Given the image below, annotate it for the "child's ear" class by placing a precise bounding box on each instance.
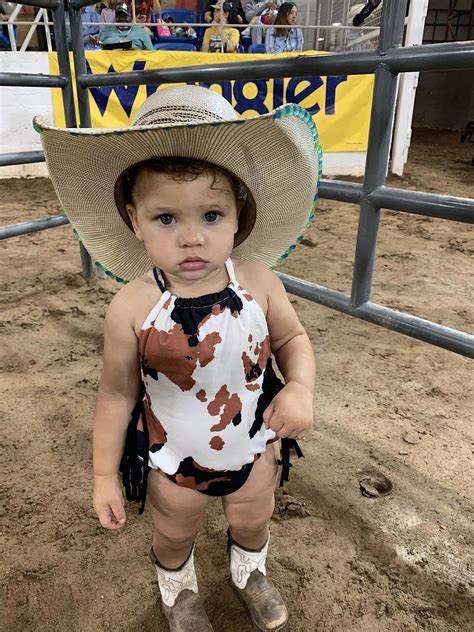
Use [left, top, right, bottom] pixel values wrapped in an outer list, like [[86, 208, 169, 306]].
[[126, 203, 143, 240]]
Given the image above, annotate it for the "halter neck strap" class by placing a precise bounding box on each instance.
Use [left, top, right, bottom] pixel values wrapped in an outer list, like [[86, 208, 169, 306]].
[[225, 258, 237, 285], [152, 267, 167, 293]]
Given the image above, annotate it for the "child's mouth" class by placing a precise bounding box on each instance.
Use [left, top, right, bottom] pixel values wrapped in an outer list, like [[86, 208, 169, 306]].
[[180, 258, 207, 271]]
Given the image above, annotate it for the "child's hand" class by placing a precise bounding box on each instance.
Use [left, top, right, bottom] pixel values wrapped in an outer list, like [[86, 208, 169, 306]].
[[93, 474, 126, 530], [263, 382, 314, 440]]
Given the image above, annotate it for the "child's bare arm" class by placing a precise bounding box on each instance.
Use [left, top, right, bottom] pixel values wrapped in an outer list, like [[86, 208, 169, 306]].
[[263, 269, 315, 439], [93, 287, 141, 529]]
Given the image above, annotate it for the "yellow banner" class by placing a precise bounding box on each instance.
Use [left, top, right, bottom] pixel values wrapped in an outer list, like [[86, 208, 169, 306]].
[[49, 50, 374, 153]]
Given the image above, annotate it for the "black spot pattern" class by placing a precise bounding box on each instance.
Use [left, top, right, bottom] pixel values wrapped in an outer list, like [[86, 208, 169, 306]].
[[167, 456, 255, 496], [170, 287, 244, 344], [249, 360, 284, 439]]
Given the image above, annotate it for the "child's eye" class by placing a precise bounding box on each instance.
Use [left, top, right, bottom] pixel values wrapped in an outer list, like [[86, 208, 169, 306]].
[[204, 211, 221, 223], [157, 214, 175, 225]]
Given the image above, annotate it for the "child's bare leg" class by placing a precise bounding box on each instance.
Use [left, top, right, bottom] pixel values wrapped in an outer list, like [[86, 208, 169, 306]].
[[222, 443, 288, 631], [148, 469, 209, 568], [148, 470, 213, 631], [222, 441, 278, 549]]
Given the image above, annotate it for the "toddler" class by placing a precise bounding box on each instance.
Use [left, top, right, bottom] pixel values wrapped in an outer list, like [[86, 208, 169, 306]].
[[35, 84, 322, 631]]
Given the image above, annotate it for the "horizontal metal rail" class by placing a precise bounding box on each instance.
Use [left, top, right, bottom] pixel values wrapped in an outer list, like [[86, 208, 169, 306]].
[[319, 181, 474, 223], [0, 180, 470, 226], [77, 41, 474, 88], [369, 186, 474, 223], [318, 180, 364, 205], [279, 273, 474, 358], [0, 151, 45, 167], [2, 212, 471, 356], [0, 215, 69, 240], [0, 73, 67, 88], [388, 41, 474, 72]]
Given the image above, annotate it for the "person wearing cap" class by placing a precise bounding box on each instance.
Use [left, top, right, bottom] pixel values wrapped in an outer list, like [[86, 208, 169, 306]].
[[201, 2, 240, 52], [204, 0, 244, 24], [100, 1, 154, 49], [36, 85, 320, 631]]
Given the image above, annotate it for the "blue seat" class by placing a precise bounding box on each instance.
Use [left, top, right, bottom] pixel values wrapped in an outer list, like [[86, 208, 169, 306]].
[[154, 42, 197, 51], [240, 35, 252, 51], [237, 44, 244, 53], [248, 43, 266, 54], [195, 11, 207, 42], [154, 35, 198, 46], [160, 10, 196, 24]]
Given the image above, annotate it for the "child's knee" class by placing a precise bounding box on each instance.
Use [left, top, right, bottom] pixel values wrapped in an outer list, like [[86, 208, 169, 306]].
[[226, 498, 275, 534], [154, 520, 202, 547]]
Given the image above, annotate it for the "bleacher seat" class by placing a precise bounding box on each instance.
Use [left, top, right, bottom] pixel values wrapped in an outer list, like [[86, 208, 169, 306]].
[[248, 43, 266, 53], [154, 35, 198, 46], [154, 42, 197, 51]]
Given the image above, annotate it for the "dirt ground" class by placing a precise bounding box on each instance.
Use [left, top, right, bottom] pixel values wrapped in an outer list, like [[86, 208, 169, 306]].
[[1, 130, 473, 631]]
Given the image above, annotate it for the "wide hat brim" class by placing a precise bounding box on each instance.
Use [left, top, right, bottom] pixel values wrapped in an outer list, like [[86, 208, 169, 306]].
[[35, 103, 322, 282]]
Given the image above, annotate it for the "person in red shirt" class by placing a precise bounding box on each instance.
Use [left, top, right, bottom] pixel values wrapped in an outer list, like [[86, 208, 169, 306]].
[[125, 0, 161, 23]]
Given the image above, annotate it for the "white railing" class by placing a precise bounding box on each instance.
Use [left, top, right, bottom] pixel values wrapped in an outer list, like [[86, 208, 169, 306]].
[[1, 13, 380, 54]]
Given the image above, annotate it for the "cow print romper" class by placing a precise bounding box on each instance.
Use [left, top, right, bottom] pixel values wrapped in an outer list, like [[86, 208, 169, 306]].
[[137, 258, 283, 496]]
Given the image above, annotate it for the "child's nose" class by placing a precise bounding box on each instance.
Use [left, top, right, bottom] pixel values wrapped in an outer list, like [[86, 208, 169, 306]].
[[179, 225, 204, 247]]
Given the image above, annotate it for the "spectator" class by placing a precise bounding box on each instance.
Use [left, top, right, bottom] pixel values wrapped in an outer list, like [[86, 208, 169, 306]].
[[82, 4, 103, 48], [204, 0, 244, 24], [201, 1, 239, 52], [125, 0, 161, 24], [164, 16, 197, 38], [265, 2, 302, 53], [100, 1, 154, 49], [101, 0, 117, 23], [244, 0, 282, 44]]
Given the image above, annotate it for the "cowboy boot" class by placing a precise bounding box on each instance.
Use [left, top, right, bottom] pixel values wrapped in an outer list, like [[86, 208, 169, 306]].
[[229, 534, 289, 631], [150, 546, 214, 632]]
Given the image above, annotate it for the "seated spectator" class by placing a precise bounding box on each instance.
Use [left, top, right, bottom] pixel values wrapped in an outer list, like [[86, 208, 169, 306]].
[[82, 4, 103, 48], [265, 2, 303, 53], [204, 0, 244, 24], [163, 16, 197, 38], [100, 2, 154, 50], [201, 1, 239, 52], [101, 0, 117, 23], [244, 0, 282, 44]]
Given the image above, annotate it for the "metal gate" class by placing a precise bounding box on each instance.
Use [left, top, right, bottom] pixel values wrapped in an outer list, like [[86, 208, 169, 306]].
[[1, 0, 473, 358]]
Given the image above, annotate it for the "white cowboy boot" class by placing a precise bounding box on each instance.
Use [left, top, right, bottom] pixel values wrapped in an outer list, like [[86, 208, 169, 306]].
[[229, 534, 289, 631], [150, 546, 214, 632]]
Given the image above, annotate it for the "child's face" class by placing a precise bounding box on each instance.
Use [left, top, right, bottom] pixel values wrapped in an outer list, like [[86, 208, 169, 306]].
[[127, 169, 239, 281]]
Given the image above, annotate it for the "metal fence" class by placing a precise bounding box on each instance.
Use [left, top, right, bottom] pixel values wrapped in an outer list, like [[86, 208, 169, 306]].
[[0, 0, 473, 358]]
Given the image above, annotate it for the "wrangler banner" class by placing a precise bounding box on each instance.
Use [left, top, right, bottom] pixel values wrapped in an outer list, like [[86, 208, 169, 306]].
[[49, 50, 374, 153]]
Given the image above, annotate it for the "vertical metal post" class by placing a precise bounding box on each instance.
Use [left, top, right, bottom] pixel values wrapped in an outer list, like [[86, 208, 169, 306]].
[[63, 4, 93, 276], [51, 2, 77, 127], [350, 0, 408, 307], [69, 7, 92, 127]]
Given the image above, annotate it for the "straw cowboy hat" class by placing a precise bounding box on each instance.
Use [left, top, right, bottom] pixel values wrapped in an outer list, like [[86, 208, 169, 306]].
[[34, 85, 322, 282]]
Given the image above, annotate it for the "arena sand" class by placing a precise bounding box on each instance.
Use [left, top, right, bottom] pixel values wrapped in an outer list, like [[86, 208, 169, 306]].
[[0, 130, 473, 631]]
